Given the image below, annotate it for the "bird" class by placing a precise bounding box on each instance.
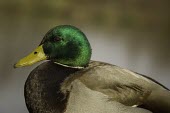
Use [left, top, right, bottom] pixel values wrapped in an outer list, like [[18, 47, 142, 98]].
[[14, 25, 170, 113]]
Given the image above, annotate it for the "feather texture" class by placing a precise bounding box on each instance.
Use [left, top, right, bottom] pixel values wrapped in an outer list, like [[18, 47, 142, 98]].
[[25, 61, 170, 113]]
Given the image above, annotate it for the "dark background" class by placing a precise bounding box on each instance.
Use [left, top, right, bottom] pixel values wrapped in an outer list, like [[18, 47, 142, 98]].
[[0, 0, 169, 113]]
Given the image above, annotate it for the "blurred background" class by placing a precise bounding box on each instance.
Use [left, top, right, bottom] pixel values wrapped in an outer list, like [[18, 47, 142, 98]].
[[0, 0, 170, 112]]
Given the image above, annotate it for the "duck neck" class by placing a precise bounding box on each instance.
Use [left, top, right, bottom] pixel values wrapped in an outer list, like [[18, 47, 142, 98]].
[[24, 61, 79, 113]]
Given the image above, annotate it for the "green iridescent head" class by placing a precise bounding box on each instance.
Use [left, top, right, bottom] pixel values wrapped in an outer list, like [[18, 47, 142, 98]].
[[14, 25, 92, 68]]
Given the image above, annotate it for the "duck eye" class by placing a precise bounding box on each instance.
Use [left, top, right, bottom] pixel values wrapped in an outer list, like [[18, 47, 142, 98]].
[[54, 37, 61, 42]]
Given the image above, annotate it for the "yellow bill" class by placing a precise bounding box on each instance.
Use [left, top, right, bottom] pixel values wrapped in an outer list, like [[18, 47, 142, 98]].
[[14, 45, 47, 68]]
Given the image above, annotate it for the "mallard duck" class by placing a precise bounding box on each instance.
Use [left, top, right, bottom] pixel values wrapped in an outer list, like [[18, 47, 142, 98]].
[[14, 25, 170, 113]]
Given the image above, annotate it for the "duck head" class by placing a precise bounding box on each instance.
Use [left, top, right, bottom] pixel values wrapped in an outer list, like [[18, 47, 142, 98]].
[[14, 25, 92, 68]]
